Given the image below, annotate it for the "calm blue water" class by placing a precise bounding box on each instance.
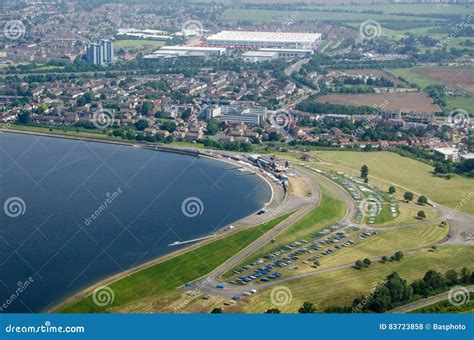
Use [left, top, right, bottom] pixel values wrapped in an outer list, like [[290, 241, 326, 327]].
[[0, 133, 271, 312]]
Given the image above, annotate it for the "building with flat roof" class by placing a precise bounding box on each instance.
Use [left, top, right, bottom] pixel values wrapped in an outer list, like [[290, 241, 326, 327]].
[[242, 51, 278, 63], [207, 31, 321, 50], [206, 104, 268, 126], [86, 40, 114, 65], [258, 48, 313, 58], [434, 147, 459, 162], [146, 46, 226, 60]]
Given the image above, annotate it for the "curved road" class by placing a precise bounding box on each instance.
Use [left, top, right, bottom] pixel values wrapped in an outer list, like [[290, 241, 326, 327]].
[[183, 163, 474, 303]]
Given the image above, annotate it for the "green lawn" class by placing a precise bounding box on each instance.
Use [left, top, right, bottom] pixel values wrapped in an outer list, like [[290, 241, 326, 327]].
[[223, 192, 346, 278], [58, 212, 294, 313], [312, 151, 474, 214], [243, 246, 474, 313], [388, 68, 442, 88]]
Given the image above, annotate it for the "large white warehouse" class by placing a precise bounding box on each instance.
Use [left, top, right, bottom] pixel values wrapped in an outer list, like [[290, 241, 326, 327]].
[[206, 31, 321, 50]]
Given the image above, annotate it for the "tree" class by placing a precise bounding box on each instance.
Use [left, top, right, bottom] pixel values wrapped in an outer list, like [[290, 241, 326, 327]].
[[417, 195, 428, 205], [211, 308, 222, 314], [403, 192, 414, 202], [134, 119, 149, 131], [298, 302, 316, 313], [206, 120, 220, 135], [417, 210, 426, 219], [393, 251, 404, 261], [140, 101, 154, 116], [363, 258, 372, 267], [265, 308, 281, 314], [355, 260, 364, 269], [388, 186, 396, 194], [360, 165, 369, 180], [381, 256, 388, 263], [445, 269, 458, 286]]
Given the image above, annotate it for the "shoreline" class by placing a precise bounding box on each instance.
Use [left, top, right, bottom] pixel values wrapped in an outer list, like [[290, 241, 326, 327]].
[[0, 128, 284, 313]]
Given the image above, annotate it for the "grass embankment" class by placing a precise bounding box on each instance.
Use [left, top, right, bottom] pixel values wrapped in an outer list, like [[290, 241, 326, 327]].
[[223, 187, 346, 278], [312, 151, 474, 214], [411, 293, 474, 313], [242, 246, 474, 313], [58, 212, 294, 313]]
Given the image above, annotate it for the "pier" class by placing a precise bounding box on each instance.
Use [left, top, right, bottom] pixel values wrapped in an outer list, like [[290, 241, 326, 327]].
[[168, 234, 216, 247]]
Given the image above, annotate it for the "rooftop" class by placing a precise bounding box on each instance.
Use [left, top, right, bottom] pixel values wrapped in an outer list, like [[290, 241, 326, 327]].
[[207, 31, 321, 43]]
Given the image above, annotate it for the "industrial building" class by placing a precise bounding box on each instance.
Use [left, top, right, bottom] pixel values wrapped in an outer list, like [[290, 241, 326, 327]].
[[145, 46, 227, 60], [242, 50, 279, 63], [258, 48, 314, 58], [206, 31, 321, 50]]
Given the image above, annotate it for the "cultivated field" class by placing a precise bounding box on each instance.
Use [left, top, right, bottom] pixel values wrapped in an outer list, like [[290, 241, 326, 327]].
[[240, 246, 474, 313], [416, 67, 474, 95], [311, 151, 474, 214], [315, 92, 443, 113]]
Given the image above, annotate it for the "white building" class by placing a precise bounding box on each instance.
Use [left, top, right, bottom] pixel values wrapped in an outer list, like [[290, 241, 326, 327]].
[[207, 31, 321, 50], [434, 147, 459, 162], [242, 51, 278, 63], [258, 48, 314, 58], [146, 46, 227, 59], [206, 104, 268, 126]]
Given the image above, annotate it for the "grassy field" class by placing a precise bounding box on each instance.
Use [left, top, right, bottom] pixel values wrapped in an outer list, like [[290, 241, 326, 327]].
[[241, 246, 474, 313], [388, 68, 442, 88], [223, 190, 346, 278], [411, 293, 474, 313], [58, 212, 294, 313], [113, 40, 165, 49], [318, 222, 448, 270], [311, 151, 474, 214]]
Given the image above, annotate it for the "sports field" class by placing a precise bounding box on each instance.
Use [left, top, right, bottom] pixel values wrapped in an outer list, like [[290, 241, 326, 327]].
[[312, 151, 474, 214], [241, 246, 474, 313]]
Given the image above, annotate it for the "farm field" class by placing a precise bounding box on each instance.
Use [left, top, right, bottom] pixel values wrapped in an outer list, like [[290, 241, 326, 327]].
[[57, 212, 294, 313], [240, 246, 474, 313], [416, 67, 474, 89], [315, 92, 443, 113], [311, 151, 474, 214], [388, 68, 443, 89]]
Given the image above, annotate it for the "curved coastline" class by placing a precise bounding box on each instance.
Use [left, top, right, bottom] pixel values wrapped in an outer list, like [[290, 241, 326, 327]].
[[1, 129, 281, 313]]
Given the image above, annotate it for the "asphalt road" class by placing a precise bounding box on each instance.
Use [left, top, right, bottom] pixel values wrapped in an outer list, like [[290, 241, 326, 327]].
[[389, 285, 474, 313]]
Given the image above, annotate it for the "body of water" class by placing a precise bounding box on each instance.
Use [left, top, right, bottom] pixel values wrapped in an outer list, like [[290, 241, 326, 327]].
[[0, 133, 271, 312]]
